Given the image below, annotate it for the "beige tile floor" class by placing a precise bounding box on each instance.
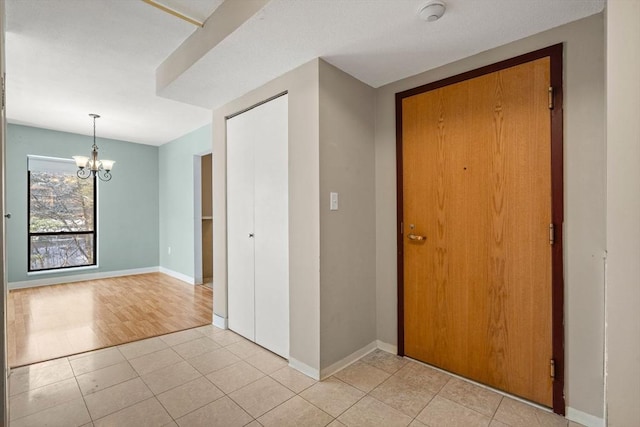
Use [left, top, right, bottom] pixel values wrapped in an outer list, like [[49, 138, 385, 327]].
[[8, 325, 585, 427]]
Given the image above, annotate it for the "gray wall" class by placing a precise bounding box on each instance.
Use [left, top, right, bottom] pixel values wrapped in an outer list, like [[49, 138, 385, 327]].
[[213, 60, 321, 374], [213, 59, 378, 375], [374, 14, 606, 419], [6, 124, 159, 285], [318, 61, 376, 370], [605, 1, 640, 425], [158, 124, 211, 280]]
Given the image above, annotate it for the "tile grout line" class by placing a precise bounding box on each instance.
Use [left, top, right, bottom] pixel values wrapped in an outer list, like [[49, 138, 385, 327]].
[[164, 371, 228, 421], [319, 375, 370, 422], [267, 368, 316, 395], [408, 384, 439, 425], [298, 387, 359, 423], [73, 365, 95, 426], [217, 389, 259, 425], [489, 395, 506, 423], [432, 375, 505, 424], [433, 394, 498, 421], [153, 385, 183, 424]]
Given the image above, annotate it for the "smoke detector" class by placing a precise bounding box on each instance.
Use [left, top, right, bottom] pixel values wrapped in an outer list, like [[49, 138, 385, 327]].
[[419, 1, 446, 22]]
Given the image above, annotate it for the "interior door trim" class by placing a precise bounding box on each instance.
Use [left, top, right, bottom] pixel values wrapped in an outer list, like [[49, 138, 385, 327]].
[[395, 43, 565, 414]]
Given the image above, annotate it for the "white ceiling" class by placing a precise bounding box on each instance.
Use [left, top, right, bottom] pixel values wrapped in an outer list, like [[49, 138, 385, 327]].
[[5, 0, 605, 146], [5, 0, 221, 145], [161, 0, 605, 108]]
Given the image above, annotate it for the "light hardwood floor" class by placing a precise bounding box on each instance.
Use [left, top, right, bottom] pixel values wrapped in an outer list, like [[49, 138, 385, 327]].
[[7, 273, 213, 367]]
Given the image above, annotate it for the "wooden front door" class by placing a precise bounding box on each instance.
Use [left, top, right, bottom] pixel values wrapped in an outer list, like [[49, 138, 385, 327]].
[[397, 46, 564, 410]]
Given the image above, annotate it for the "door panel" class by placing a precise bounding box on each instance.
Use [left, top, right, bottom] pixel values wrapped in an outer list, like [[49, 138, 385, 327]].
[[226, 109, 256, 341], [254, 95, 289, 359], [402, 58, 552, 406]]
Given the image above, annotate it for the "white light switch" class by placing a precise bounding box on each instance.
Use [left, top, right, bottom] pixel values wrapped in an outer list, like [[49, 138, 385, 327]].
[[330, 192, 339, 211]]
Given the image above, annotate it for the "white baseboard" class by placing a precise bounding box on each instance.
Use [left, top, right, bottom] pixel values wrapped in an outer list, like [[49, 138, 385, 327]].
[[376, 340, 398, 354], [320, 341, 378, 379], [566, 407, 605, 427], [213, 314, 228, 329], [289, 357, 320, 380], [9, 267, 159, 290], [287, 341, 395, 381], [158, 267, 195, 285]]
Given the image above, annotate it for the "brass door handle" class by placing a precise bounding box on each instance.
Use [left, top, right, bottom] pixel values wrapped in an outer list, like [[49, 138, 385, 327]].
[[408, 234, 426, 241]]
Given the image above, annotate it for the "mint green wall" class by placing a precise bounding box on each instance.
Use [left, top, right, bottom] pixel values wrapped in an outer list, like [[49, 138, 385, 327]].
[[6, 124, 159, 283], [159, 124, 211, 279]]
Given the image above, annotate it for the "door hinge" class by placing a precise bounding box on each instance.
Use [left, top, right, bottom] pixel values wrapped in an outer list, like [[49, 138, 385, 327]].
[[550, 359, 556, 379], [549, 223, 555, 245], [400, 221, 404, 235], [1, 74, 5, 110], [548, 86, 554, 110]]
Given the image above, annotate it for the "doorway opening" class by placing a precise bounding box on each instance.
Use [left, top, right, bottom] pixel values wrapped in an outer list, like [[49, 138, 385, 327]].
[[194, 152, 213, 288]]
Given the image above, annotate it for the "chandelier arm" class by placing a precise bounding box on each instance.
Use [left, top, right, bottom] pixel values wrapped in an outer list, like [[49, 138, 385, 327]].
[[77, 168, 91, 180], [98, 170, 112, 182]]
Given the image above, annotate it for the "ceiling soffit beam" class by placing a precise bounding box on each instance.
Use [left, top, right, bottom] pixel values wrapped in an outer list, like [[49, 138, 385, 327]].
[[156, 0, 270, 96], [142, 0, 204, 27]]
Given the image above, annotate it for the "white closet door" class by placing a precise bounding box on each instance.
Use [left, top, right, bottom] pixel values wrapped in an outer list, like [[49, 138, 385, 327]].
[[254, 95, 289, 358], [226, 109, 256, 341]]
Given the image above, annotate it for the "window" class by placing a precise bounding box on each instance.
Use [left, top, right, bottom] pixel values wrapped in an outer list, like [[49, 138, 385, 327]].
[[28, 156, 97, 272]]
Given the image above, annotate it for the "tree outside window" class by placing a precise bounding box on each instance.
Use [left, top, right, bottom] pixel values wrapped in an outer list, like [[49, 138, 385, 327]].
[[28, 156, 96, 271]]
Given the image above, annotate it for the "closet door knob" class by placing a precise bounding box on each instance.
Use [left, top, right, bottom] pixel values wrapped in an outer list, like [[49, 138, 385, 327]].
[[249, 233, 254, 238], [3, 213, 10, 219]]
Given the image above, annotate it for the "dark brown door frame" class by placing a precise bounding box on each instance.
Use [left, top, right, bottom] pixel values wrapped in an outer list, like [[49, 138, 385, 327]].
[[395, 43, 565, 415]]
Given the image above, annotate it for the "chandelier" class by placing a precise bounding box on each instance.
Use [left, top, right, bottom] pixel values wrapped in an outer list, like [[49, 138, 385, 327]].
[[73, 114, 115, 182]]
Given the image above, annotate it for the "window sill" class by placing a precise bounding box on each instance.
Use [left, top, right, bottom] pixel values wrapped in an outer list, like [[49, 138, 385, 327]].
[[27, 265, 99, 276]]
